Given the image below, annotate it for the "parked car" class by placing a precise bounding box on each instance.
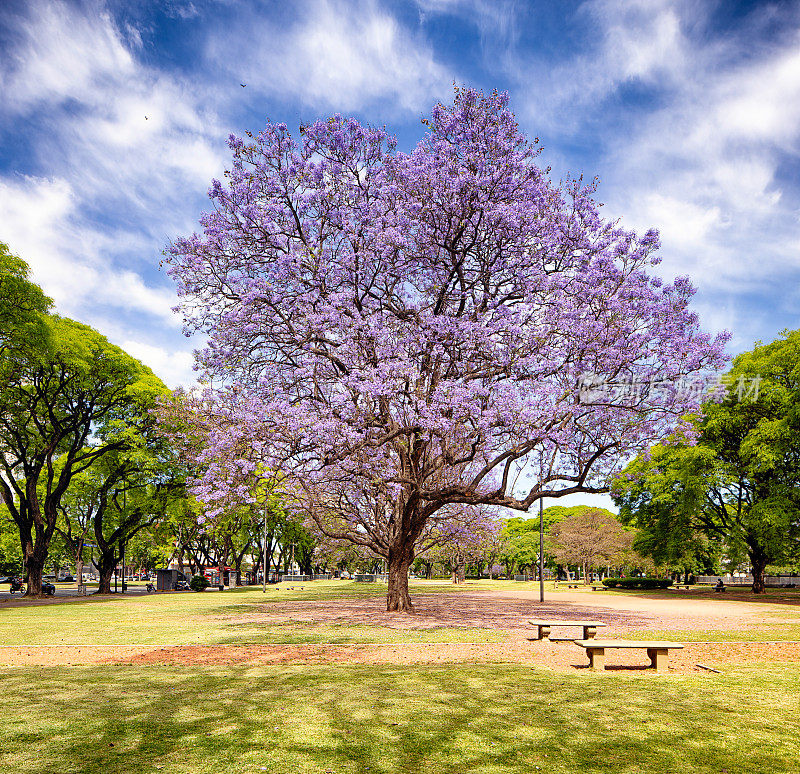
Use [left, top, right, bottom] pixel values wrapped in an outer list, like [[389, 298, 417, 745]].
[[41, 580, 56, 596], [59, 575, 74, 582]]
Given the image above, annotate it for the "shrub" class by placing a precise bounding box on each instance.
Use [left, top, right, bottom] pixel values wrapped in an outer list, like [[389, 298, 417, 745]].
[[189, 574, 210, 592], [603, 577, 672, 589]]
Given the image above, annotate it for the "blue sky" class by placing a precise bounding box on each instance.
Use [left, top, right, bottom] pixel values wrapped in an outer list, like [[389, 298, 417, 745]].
[[1, 0, 799, 391]]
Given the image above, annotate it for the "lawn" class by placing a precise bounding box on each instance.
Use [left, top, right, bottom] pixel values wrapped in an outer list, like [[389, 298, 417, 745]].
[[4, 581, 800, 773], [2, 662, 798, 774], [0, 581, 519, 646]]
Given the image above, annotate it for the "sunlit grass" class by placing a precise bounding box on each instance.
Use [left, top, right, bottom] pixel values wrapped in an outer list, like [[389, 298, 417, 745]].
[[0, 581, 516, 646], [2, 663, 798, 774]]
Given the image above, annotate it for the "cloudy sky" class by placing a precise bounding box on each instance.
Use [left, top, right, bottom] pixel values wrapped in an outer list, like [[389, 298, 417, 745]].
[[1, 0, 799, 393]]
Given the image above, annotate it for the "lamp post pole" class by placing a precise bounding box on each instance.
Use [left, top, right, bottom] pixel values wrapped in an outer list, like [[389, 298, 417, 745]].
[[263, 498, 268, 593], [539, 492, 544, 603]]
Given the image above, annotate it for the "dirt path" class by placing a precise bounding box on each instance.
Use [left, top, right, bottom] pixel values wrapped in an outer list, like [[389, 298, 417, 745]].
[[2, 640, 798, 674]]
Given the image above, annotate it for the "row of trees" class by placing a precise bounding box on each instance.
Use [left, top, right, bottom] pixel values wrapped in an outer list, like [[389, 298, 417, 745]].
[[0, 241, 312, 594], [0, 241, 186, 594]]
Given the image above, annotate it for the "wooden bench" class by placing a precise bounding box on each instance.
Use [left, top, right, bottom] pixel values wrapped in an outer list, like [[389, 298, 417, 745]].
[[671, 584, 692, 590], [574, 639, 684, 673], [528, 620, 607, 640], [554, 582, 582, 589]]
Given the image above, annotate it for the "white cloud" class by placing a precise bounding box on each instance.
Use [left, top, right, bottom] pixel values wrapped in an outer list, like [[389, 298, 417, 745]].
[[209, 0, 452, 113], [121, 339, 196, 389], [0, 0, 228, 381], [0, 175, 179, 329], [1, 3, 136, 113]]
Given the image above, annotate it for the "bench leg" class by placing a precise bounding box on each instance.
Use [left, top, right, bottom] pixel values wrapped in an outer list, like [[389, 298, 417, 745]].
[[583, 625, 597, 639], [538, 625, 551, 640], [647, 648, 669, 673], [587, 647, 605, 671]]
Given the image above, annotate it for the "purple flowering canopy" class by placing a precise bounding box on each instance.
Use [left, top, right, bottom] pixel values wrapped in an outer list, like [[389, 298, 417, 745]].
[[167, 88, 728, 611]]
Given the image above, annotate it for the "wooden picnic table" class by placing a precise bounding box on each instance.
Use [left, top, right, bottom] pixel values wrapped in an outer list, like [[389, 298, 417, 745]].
[[574, 639, 684, 673], [527, 619, 607, 640]]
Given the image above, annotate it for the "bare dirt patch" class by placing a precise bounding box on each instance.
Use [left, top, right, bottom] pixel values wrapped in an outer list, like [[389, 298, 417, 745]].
[[3, 639, 797, 675], [215, 589, 788, 639]]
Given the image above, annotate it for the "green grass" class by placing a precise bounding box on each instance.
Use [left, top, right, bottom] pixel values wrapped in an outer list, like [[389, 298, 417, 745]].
[[625, 625, 800, 642], [1, 663, 798, 774], [0, 581, 514, 646], [215, 621, 507, 645]]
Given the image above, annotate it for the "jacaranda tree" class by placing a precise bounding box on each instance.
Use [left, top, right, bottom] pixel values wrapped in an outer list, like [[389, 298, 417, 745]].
[[167, 88, 727, 611]]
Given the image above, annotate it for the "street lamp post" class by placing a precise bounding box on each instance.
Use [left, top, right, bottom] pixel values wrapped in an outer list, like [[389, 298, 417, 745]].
[[538, 493, 544, 603], [262, 499, 268, 593]]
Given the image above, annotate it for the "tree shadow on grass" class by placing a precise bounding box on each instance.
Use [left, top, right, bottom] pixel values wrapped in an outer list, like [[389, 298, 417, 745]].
[[2, 665, 799, 774]]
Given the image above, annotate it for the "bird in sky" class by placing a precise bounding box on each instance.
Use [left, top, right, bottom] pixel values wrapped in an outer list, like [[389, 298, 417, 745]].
[[240, 83, 246, 87]]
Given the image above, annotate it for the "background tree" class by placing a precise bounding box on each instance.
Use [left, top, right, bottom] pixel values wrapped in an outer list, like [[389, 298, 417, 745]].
[[0, 505, 23, 576], [0, 309, 165, 596], [615, 331, 800, 592], [418, 508, 501, 583], [127, 523, 174, 576], [499, 507, 568, 577], [547, 507, 632, 584], [166, 88, 727, 611]]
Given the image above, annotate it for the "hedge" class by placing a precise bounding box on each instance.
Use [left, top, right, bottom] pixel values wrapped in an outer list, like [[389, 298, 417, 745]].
[[602, 577, 673, 589]]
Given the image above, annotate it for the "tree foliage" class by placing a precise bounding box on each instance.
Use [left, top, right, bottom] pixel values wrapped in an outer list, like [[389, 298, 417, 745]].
[[547, 507, 632, 583], [166, 88, 727, 611], [614, 330, 800, 592], [0, 250, 167, 595]]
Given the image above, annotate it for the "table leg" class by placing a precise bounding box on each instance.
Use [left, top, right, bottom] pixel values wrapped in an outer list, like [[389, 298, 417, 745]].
[[587, 647, 605, 671], [647, 648, 669, 673], [538, 625, 551, 640], [583, 625, 597, 639]]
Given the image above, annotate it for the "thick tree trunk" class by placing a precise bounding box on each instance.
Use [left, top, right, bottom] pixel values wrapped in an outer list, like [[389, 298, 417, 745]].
[[583, 561, 590, 585], [23, 526, 50, 597], [96, 552, 117, 594], [750, 548, 768, 594], [386, 544, 414, 612], [25, 550, 45, 597], [19, 521, 39, 596]]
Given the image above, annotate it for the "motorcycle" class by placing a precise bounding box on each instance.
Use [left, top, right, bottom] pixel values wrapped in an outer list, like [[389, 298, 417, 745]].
[[146, 582, 156, 593], [9, 576, 24, 594]]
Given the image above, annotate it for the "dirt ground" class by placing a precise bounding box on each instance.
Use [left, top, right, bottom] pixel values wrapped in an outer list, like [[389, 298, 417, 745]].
[[230, 588, 796, 636], [4, 587, 800, 673], [4, 639, 798, 675], [3, 588, 800, 672]]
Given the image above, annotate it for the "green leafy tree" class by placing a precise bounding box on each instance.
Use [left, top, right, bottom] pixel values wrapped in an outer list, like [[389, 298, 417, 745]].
[[0, 241, 51, 360], [499, 507, 571, 577], [0, 504, 24, 576], [0, 280, 166, 595], [614, 330, 800, 592]]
